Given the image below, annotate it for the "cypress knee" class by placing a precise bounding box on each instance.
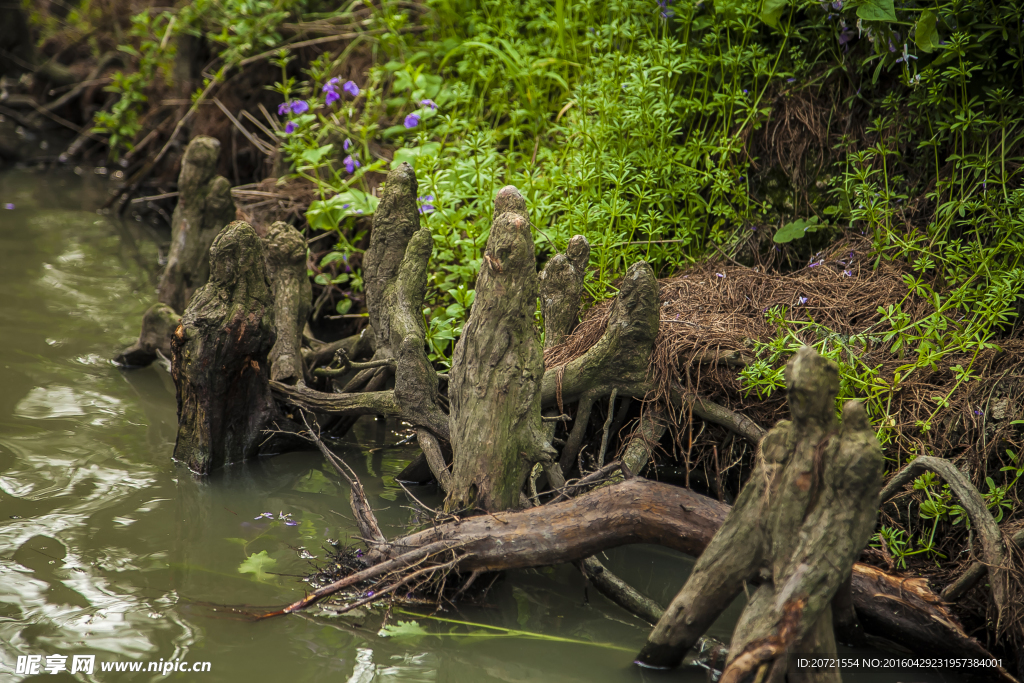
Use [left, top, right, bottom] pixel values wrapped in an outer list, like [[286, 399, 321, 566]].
[[447, 186, 556, 512], [171, 221, 276, 474]]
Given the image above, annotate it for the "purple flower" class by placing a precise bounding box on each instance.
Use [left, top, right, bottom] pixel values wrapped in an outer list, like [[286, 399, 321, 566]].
[[418, 195, 435, 214], [285, 520, 299, 526], [419, 99, 437, 110], [284, 121, 297, 134], [797, 296, 808, 305], [715, 272, 725, 278], [365, 591, 375, 598], [343, 155, 360, 174], [832, 0, 842, 8], [291, 100, 309, 115], [255, 512, 273, 519], [323, 78, 342, 105], [786, 77, 796, 83], [842, 270, 852, 277], [277, 102, 289, 116], [355, 549, 363, 557], [343, 81, 360, 97], [343, 138, 352, 151], [3, 203, 13, 210], [838, 28, 856, 50], [404, 112, 420, 129]]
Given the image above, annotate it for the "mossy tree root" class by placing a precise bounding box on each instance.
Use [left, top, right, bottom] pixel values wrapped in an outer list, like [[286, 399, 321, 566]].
[[269, 164, 449, 480]]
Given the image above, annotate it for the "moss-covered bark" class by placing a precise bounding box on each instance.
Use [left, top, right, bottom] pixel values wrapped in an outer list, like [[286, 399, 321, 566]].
[[540, 261, 659, 407], [170, 220, 276, 474], [447, 186, 556, 511]]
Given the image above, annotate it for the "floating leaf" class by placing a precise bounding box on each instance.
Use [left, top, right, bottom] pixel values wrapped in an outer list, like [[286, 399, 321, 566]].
[[238, 550, 278, 582], [378, 620, 430, 639], [857, 0, 896, 23], [915, 10, 940, 53]]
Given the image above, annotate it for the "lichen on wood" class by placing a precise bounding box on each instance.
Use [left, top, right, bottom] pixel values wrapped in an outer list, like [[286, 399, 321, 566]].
[[170, 220, 276, 474]]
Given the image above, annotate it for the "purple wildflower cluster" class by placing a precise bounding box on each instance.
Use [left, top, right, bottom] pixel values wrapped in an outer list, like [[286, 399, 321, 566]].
[[323, 77, 360, 105], [277, 79, 360, 135], [254, 511, 299, 526]]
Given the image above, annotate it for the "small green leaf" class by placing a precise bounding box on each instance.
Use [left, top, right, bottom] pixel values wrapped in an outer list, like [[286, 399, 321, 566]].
[[238, 550, 278, 582], [915, 10, 940, 53], [378, 620, 429, 639], [857, 0, 896, 23], [320, 252, 346, 267], [773, 216, 820, 243], [760, 0, 788, 28], [335, 299, 353, 315]]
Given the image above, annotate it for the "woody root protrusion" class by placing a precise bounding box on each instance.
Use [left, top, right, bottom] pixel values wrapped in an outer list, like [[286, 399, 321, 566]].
[[636, 346, 884, 682], [270, 163, 450, 473], [117, 136, 235, 368]]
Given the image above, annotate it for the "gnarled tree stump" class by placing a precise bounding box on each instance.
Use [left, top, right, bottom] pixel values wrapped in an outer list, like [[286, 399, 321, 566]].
[[539, 234, 590, 347], [637, 346, 884, 682], [171, 220, 276, 474], [447, 186, 557, 512], [117, 136, 236, 367], [263, 221, 311, 384], [159, 136, 237, 313]]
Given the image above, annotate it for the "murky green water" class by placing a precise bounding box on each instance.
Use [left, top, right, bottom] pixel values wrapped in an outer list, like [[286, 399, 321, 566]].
[[0, 168, 955, 682]]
